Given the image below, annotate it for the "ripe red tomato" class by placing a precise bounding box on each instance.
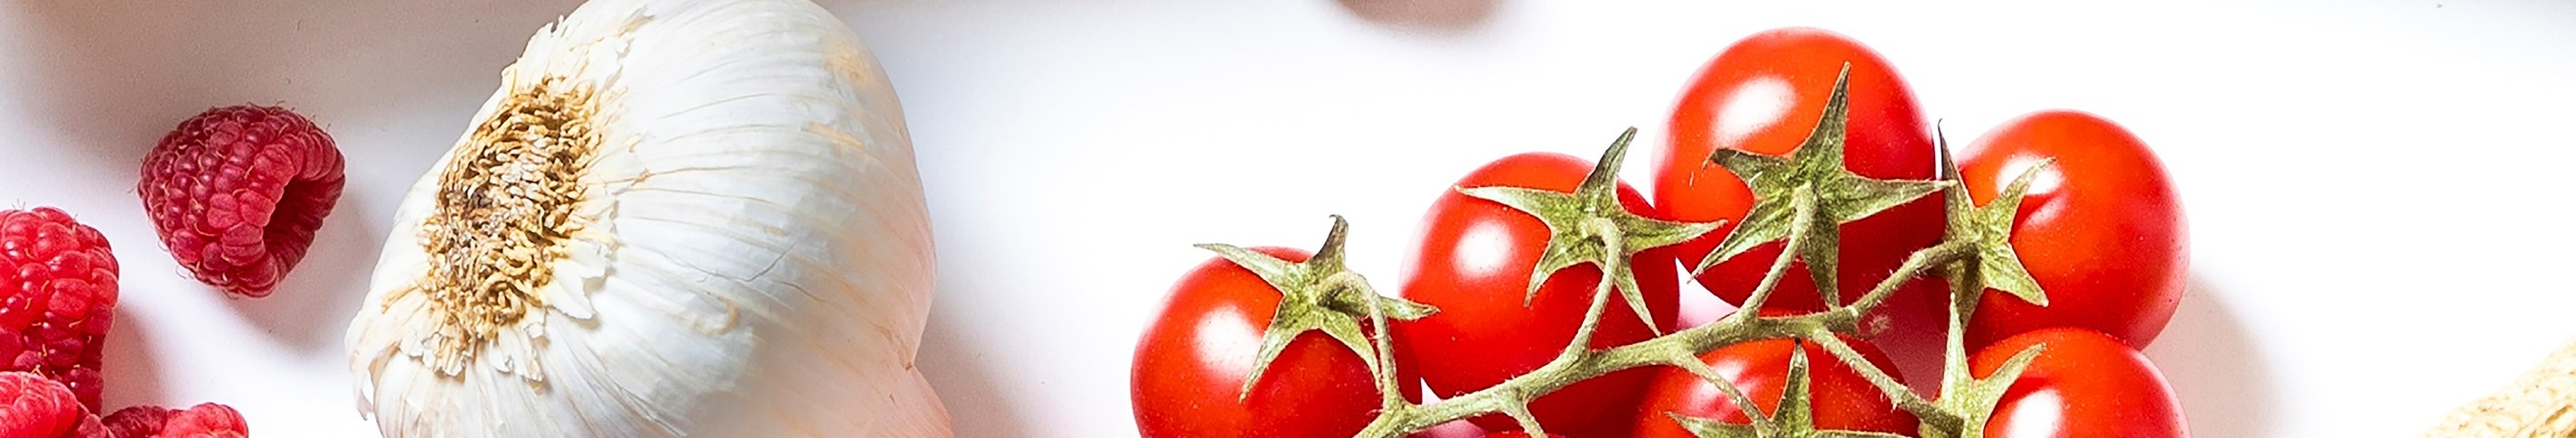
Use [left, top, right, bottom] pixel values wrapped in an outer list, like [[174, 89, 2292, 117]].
[[1970, 328, 2186, 437], [1957, 110, 2186, 349], [1631, 337, 1915, 438], [1132, 247, 1421, 437], [1651, 27, 1946, 315], [1398, 153, 1679, 435], [1415, 420, 1493, 438]]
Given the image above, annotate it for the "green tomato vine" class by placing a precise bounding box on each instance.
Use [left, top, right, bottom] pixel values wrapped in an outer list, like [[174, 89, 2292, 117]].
[[1197, 65, 2062, 438]]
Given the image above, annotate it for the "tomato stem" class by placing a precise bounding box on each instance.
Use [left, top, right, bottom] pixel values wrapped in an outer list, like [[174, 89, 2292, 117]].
[[1197, 216, 1436, 403], [1809, 329, 1952, 425], [1336, 72, 2064, 438], [1724, 192, 1812, 320], [1351, 233, 1943, 437], [1558, 217, 1626, 361]]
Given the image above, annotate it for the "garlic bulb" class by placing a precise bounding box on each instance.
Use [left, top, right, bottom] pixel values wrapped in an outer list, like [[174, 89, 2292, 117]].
[[343, 0, 948, 436]]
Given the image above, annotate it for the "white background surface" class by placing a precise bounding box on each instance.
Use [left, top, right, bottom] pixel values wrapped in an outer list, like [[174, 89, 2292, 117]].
[[3, 1, 2574, 436]]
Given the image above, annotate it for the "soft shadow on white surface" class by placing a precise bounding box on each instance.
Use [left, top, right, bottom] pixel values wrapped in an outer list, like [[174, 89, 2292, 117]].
[[100, 307, 167, 409], [12, 0, 580, 163], [1335, 0, 1500, 36], [223, 192, 382, 354], [2149, 275, 2276, 437], [17, 1, 311, 179], [914, 285, 1038, 438]]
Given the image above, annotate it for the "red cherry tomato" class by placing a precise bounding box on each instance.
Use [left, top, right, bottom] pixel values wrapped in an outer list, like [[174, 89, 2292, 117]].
[[1652, 27, 1946, 315], [1132, 247, 1421, 437], [1415, 420, 1492, 438], [1399, 153, 1679, 435], [1632, 337, 1915, 438], [1958, 110, 2186, 349], [1970, 328, 2187, 437]]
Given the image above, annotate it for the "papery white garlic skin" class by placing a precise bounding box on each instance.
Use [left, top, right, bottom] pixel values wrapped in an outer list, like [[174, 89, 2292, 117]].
[[343, 0, 948, 436]]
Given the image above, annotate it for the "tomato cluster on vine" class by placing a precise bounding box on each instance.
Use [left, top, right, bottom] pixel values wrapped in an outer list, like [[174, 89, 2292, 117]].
[[1132, 27, 2191, 438]]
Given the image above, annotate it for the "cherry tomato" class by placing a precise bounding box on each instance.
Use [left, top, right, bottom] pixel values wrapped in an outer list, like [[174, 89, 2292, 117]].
[[1398, 153, 1679, 435], [1132, 247, 1421, 437], [1958, 110, 2186, 349], [1632, 337, 1915, 438], [1416, 420, 1492, 438], [1652, 27, 1946, 315], [1970, 328, 2187, 438]]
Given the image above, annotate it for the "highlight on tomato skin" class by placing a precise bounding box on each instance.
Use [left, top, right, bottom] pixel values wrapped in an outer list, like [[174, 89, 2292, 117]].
[[1971, 328, 2189, 438], [1396, 152, 1680, 436], [1129, 247, 1422, 438], [1956, 109, 2188, 350], [1650, 25, 1950, 336]]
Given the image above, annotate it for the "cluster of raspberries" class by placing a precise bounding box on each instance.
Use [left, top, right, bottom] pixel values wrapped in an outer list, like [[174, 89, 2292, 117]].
[[1, 372, 244, 437], [0, 212, 248, 438], [1, 105, 341, 437]]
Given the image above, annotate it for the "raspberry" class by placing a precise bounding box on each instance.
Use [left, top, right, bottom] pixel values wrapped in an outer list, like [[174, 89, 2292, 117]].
[[0, 371, 89, 438], [0, 209, 117, 410], [137, 105, 344, 298], [114, 405, 240, 438], [66, 416, 100, 438], [97, 405, 165, 438]]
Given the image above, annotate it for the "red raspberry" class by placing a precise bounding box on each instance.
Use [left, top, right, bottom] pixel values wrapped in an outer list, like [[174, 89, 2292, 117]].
[[0, 209, 117, 410], [116, 404, 239, 438], [137, 105, 344, 298], [66, 415, 101, 438], [0, 371, 89, 438], [97, 405, 165, 438]]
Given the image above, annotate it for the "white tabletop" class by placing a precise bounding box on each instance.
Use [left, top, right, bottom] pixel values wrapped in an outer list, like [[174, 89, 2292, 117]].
[[5, 1, 2573, 436]]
